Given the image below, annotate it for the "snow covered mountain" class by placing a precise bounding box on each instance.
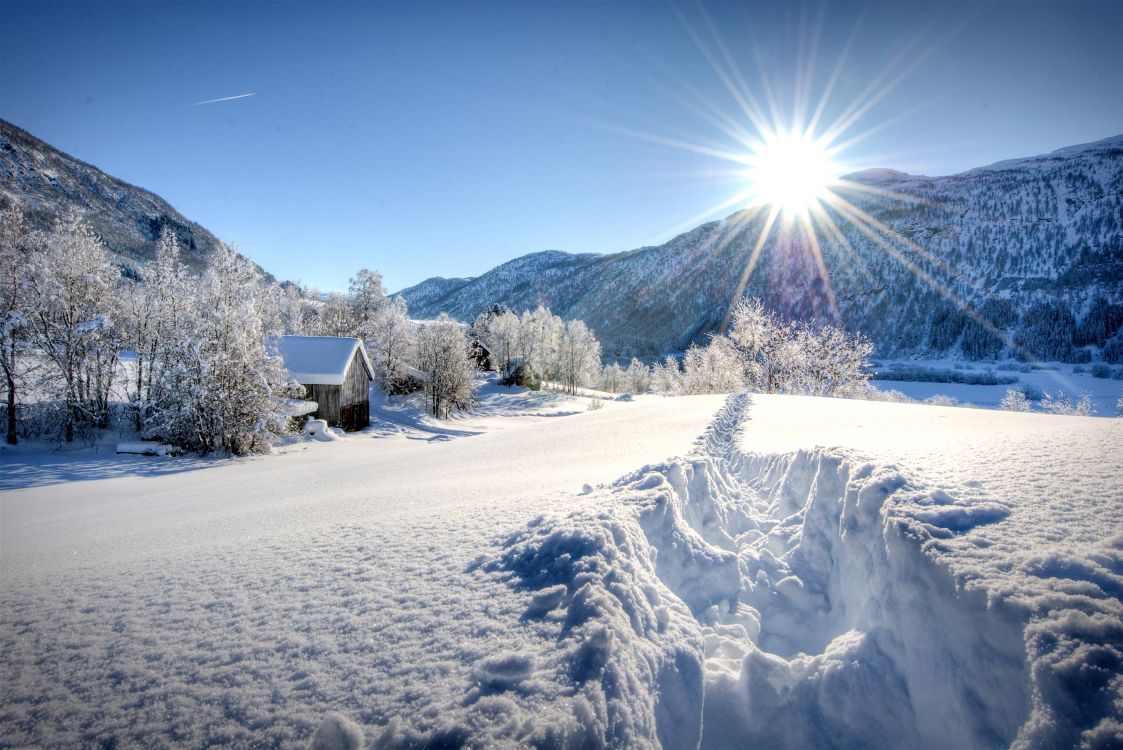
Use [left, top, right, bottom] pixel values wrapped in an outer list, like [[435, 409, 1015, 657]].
[[398, 136, 1123, 362], [0, 118, 269, 280]]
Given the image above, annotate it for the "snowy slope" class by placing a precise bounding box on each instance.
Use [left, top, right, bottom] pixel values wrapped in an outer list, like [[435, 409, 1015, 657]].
[[397, 135, 1123, 362], [2, 393, 1120, 748], [0, 118, 267, 279]]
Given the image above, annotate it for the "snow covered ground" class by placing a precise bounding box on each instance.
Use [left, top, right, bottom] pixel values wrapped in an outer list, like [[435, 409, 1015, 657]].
[[872, 358, 1123, 416], [1, 387, 1120, 748]]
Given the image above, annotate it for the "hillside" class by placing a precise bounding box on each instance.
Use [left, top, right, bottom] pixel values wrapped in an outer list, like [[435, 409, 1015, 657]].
[[398, 136, 1123, 362], [0, 118, 267, 280]]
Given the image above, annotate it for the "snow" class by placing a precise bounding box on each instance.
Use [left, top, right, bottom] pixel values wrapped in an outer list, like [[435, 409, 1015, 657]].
[[277, 398, 319, 418], [304, 418, 340, 441], [0, 390, 725, 747], [1, 389, 1120, 748], [115, 441, 179, 456], [269, 336, 373, 385], [872, 359, 1123, 416]]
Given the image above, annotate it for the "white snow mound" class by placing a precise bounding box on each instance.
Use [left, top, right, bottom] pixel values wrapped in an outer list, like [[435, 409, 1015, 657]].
[[459, 394, 1122, 749]]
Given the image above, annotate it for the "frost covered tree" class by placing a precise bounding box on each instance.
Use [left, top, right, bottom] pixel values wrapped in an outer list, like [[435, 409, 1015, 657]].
[[349, 268, 387, 340], [0, 206, 34, 444], [120, 227, 187, 430], [146, 243, 299, 453], [726, 298, 792, 392], [478, 306, 602, 392], [650, 355, 682, 394], [473, 307, 518, 374], [1040, 390, 1095, 416], [598, 362, 625, 393], [261, 282, 307, 336], [624, 357, 651, 395], [311, 293, 356, 338], [25, 213, 122, 441], [515, 307, 563, 377], [1000, 387, 1033, 412], [415, 314, 477, 418], [790, 324, 873, 396], [680, 337, 747, 394], [367, 296, 416, 391], [725, 297, 871, 396], [554, 319, 601, 394]]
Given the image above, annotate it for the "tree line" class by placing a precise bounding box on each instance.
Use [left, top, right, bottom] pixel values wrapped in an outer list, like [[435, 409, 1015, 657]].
[[591, 298, 873, 398], [1, 206, 879, 451], [0, 208, 482, 448]]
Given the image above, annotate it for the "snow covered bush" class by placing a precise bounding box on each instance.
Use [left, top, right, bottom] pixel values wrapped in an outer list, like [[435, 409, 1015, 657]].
[[925, 394, 960, 407], [586, 396, 604, 411], [838, 384, 914, 403], [679, 338, 747, 394], [1117, 395, 1123, 416], [624, 357, 651, 395], [650, 355, 683, 395], [1000, 387, 1033, 412], [1091, 363, 1112, 378], [598, 362, 624, 393]]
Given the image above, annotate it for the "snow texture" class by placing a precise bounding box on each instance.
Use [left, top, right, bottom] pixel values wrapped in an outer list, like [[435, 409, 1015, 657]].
[[304, 418, 340, 442], [269, 336, 373, 386], [1, 390, 1120, 748], [115, 441, 178, 456]]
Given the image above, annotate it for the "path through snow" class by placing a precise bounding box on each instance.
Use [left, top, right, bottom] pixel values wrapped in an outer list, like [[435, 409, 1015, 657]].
[[2, 393, 1120, 748]]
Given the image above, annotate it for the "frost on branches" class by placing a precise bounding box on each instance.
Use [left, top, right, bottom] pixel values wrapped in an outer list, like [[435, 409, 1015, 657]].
[[472, 305, 602, 394], [1001, 387, 1033, 412], [416, 314, 476, 418], [625, 298, 873, 397], [24, 212, 123, 442], [144, 244, 301, 454]]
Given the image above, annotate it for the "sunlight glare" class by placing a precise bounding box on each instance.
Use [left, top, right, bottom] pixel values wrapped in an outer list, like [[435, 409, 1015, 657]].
[[748, 131, 837, 216]]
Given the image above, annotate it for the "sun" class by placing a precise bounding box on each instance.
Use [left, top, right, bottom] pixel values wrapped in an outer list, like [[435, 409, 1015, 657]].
[[747, 131, 837, 216]]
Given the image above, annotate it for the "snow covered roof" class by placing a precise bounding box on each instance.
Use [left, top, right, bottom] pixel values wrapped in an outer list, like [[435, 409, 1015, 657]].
[[268, 336, 373, 386]]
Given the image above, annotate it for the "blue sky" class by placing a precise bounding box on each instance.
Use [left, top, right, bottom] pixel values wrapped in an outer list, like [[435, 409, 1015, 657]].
[[1, 1, 1120, 292]]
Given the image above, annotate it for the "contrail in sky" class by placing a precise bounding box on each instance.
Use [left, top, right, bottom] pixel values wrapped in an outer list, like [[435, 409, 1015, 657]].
[[192, 92, 255, 106]]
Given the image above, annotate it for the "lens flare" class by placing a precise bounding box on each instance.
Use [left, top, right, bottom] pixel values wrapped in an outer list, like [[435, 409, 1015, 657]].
[[594, 3, 1020, 359], [748, 131, 837, 216]]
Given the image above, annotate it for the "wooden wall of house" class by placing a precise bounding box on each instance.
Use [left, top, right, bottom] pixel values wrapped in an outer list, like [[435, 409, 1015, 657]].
[[300, 349, 372, 432], [305, 383, 342, 426], [341, 349, 371, 407]]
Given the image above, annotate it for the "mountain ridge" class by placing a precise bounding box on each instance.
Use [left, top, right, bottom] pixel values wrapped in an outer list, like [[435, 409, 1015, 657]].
[[0, 117, 271, 281], [396, 134, 1123, 361]]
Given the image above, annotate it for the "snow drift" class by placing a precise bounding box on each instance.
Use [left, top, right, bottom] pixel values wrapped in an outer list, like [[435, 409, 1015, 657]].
[[469, 394, 1121, 749], [3, 392, 1119, 748]]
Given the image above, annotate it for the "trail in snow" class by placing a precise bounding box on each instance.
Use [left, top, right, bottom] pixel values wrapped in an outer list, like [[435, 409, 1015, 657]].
[[474, 394, 1122, 749], [1, 392, 1120, 748]]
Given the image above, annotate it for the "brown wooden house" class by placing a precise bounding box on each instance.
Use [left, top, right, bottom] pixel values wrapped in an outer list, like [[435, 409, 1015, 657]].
[[271, 336, 374, 431]]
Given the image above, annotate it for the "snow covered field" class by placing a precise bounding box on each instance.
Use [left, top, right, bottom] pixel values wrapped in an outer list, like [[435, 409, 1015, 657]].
[[1, 388, 1120, 748], [872, 359, 1123, 416]]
